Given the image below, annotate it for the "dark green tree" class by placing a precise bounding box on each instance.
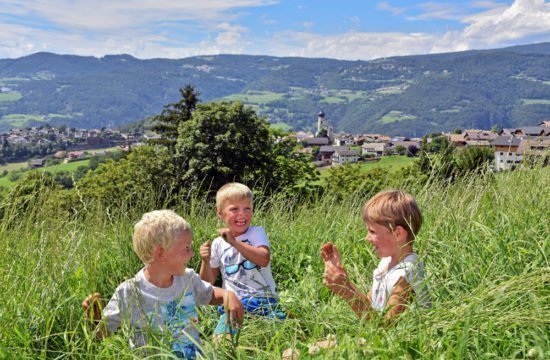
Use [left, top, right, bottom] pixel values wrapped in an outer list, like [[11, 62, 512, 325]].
[[149, 85, 200, 153]]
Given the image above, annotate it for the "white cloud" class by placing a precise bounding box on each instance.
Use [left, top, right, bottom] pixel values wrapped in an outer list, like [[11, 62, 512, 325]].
[[0, 0, 548, 60], [269, 0, 550, 60]]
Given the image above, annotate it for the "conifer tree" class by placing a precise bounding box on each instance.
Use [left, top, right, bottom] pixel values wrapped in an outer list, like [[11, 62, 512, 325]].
[[149, 85, 200, 154]]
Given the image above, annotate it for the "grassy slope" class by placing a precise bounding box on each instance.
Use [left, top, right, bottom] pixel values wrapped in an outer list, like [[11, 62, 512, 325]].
[[0, 165, 548, 358], [0, 159, 90, 188]]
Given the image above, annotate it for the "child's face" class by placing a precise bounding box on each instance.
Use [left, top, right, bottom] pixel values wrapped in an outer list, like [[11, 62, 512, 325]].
[[218, 198, 253, 237], [163, 230, 194, 275], [365, 222, 399, 259]]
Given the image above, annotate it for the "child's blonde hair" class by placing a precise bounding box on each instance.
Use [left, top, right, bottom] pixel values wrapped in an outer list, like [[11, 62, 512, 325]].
[[216, 182, 253, 210], [363, 190, 422, 241], [133, 210, 191, 265]]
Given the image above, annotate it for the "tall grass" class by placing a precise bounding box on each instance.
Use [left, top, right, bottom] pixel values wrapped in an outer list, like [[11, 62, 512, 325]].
[[0, 165, 548, 359]]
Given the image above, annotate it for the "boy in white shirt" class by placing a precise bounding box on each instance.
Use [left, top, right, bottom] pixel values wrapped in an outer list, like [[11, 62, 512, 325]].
[[82, 210, 243, 359], [321, 190, 430, 321], [199, 183, 285, 336]]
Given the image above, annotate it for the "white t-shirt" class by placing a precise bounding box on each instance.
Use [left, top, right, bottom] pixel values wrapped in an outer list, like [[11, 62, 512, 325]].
[[371, 253, 431, 311], [209, 226, 277, 299], [103, 268, 213, 352]]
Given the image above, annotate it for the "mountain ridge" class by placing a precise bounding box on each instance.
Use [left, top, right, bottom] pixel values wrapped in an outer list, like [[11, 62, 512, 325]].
[[0, 42, 549, 136]]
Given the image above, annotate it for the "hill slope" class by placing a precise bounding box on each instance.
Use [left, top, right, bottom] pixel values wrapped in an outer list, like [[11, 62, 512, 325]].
[[0, 43, 549, 136]]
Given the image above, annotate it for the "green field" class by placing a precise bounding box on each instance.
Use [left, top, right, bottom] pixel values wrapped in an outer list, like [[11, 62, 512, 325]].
[[0, 161, 28, 172], [521, 98, 550, 105], [380, 110, 417, 124], [0, 159, 91, 188], [0, 92, 22, 102], [0, 113, 46, 127], [222, 91, 286, 104], [0, 164, 547, 358]]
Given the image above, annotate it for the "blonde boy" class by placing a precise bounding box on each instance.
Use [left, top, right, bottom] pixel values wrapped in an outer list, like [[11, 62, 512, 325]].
[[83, 210, 243, 358], [321, 190, 430, 320], [199, 183, 284, 335]]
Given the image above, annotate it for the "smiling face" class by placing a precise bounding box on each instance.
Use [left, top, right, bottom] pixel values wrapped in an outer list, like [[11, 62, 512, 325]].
[[218, 198, 253, 237], [163, 230, 194, 275], [365, 222, 399, 259]]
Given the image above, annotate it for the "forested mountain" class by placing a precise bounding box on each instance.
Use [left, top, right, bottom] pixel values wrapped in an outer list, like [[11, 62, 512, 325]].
[[0, 43, 549, 136]]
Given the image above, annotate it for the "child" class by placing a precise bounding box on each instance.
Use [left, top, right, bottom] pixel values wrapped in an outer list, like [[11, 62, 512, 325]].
[[199, 183, 285, 336], [82, 210, 244, 359], [321, 190, 430, 320]]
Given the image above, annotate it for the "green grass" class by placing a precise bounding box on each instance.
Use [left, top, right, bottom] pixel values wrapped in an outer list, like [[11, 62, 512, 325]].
[[0, 159, 91, 189], [0, 161, 28, 172], [222, 91, 286, 104], [0, 165, 548, 358], [0, 113, 46, 127], [0, 92, 22, 102], [521, 98, 550, 105], [318, 156, 414, 182], [380, 111, 417, 124], [270, 122, 292, 131]]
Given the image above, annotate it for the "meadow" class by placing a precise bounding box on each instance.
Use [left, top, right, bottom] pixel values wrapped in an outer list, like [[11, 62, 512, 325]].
[[0, 159, 90, 188], [0, 164, 548, 359]]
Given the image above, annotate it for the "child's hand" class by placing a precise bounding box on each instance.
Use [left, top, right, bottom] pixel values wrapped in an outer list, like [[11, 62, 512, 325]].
[[321, 243, 350, 296], [320, 242, 342, 268], [224, 291, 244, 327], [82, 292, 103, 322], [218, 228, 236, 245], [199, 241, 211, 263]]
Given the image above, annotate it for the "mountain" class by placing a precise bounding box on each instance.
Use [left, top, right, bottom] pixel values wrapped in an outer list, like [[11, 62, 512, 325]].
[[0, 43, 549, 136]]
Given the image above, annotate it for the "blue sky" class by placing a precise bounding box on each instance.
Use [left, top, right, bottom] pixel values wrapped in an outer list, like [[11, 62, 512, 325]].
[[0, 0, 549, 60]]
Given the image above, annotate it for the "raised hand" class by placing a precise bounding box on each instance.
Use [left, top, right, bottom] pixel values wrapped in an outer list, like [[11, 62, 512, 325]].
[[218, 228, 236, 245], [320, 242, 342, 267], [199, 241, 211, 263]]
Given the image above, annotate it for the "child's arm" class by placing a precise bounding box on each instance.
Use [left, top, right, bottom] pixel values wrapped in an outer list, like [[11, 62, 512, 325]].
[[210, 288, 244, 326], [219, 228, 270, 267], [82, 293, 108, 340], [321, 243, 373, 319], [384, 277, 413, 320], [199, 240, 220, 284]]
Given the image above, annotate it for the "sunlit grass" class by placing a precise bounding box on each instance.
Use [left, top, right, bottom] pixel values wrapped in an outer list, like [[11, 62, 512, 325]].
[[0, 165, 548, 358]]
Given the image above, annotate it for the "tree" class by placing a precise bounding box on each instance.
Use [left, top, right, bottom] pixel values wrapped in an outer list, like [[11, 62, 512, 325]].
[[176, 101, 273, 193], [78, 146, 176, 206], [456, 146, 494, 174], [149, 85, 200, 153], [395, 145, 407, 156], [323, 164, 390, 199], [407, 145, 419, 157], [175, 101, 316, 194]]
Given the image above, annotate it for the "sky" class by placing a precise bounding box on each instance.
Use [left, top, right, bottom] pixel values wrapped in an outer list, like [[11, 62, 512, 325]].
[[0, 0, 549, 60]]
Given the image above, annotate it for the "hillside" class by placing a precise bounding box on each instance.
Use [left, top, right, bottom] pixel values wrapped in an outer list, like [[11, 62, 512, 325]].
[[0, 43, 549, 136]]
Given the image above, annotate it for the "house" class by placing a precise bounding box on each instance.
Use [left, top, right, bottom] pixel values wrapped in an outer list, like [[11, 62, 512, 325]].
[[463, 130, 498, 141], [448, 134, 467, 147], [492, 136, 523, 171], [332, 149, 360, 165], [465, 140, 491, 147], [362, 142, 386, 157], [304, 137, 330, 147], [318, 146, 348, 165], [28, 158, 46, 168], [334, 134, 354, 146], [391, 140, 421, 151], [67, 151, 86, 161]]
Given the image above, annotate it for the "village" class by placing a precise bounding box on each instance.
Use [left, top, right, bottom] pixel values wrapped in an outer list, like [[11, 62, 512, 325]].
[[292, 112, 550, 172], [1, 111, 550, 172]]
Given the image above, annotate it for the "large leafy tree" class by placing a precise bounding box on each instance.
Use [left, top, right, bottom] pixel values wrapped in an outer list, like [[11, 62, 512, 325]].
[[176, 101, 317, 194]]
